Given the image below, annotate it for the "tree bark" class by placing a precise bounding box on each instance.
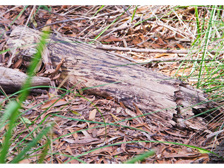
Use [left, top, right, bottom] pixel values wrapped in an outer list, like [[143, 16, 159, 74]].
[[5, 26, 213, 129], [0, 67, 51, 93]]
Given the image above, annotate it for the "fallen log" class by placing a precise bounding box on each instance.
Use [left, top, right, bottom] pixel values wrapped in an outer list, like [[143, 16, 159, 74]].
[[5, 26, 213, 130], [0, 66, 51, 93]]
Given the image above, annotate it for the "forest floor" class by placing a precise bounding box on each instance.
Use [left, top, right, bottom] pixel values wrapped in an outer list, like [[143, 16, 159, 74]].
[[0, 5, 223, 163]]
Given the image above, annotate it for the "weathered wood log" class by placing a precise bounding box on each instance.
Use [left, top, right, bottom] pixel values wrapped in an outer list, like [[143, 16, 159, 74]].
[[0, 67, 51, 93], [209, 139, 224, 163], [5, 26, 213, 130]]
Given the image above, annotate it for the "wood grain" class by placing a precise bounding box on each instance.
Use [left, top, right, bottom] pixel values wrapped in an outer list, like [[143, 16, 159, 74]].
[[5, 26, 213, 129], [0, 67, 50, 93]]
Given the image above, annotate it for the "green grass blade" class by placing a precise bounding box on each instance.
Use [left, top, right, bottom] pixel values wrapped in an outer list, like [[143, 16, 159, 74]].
[[94, 5, 131, 40], [195, 6, 201, 39], [191, 6, 201, 46], [124, 149, 155, 163], [10, 125, 52, 163], [64, 140, 221, 163], [131, 6, 138, 23], [0, 24, 50, 163], [0, 101, 20, 163], [19, 29, 50, 103], [10, 6, 28, 27], [93, 5, 104, 17], [38, 138, 51, 163], [0, 101, 18, 130], [197, 5, 216, 88]]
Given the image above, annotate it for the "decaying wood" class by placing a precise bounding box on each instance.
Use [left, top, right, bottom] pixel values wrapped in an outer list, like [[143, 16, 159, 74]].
[[209, 139, 224, 163], [5, 26, 214, 130], [0, 67, 51, 93]]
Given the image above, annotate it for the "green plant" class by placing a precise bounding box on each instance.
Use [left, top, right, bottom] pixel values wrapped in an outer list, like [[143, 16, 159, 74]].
[[94, 5, 131, 40], [177, 6, 224, 97], [1, 5, 224, 163], [124, 149, 155, 163], [0, 27, 51, 163]]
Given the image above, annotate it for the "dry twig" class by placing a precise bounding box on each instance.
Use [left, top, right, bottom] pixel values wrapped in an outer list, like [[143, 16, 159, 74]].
[[96, 45, 224, 55]]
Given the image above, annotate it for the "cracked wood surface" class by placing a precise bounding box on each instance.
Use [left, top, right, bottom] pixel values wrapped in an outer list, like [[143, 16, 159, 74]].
[[5, 26, 212, 130], [0, 66, 50, 93]]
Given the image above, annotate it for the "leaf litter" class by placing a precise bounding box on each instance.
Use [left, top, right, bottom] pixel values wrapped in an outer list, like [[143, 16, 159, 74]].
[[0, 5, 224, 163]]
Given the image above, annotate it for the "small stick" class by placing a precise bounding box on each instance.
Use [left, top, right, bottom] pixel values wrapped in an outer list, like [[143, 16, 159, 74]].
[[110, 53, 223, 64], [96, 45, 223, 55], [37, 18, 90, 30]]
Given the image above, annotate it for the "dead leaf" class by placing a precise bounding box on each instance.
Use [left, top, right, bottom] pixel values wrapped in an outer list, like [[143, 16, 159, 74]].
[[70, 110, 81, 116], [68, 160, 80, 164], [103, 35, 123, 42], [19, 159, 30, 163], [13, 58, 23, 68], [41, 98, 67, 109], [63, 137, 100, 144], [175, 43, 185, 49], [40, 110, 62, 120], [121, 136, 126, 152], [65, 145, 74, 155], [149, 43, 161, 48], [124, 108, 142, 123], [119, 101, 126, 109], [163, 153, 202, 159], [156, 36, 166, 45], [154, 53, 176, 58], [68, 128, 78, 140], [110, 113, 120, 122], [133, 103, 145, 120], [90, 146, 113, 155], [76, 123, 88, 128], [127, 148, 145, 154], [89, 109, 97, 121], [96, 128, 106, 136], [62, 138, 76, 143], [44, 69, 56, 75], [82, 130, 92, 138]]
